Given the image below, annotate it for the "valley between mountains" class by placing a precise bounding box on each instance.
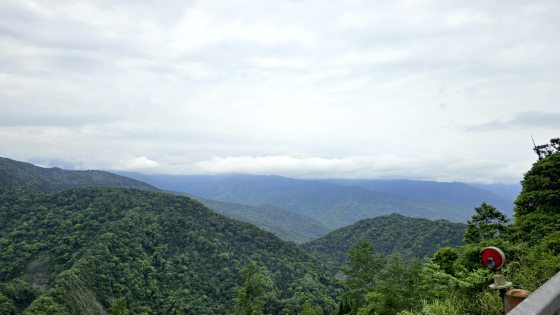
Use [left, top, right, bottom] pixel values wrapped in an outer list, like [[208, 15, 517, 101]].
[[2, 153, 557, 315]]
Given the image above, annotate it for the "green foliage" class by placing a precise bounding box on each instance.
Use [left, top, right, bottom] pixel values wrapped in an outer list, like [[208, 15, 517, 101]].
[[197, 197, 330, 244], [2, 148, 558, 315], [0, 187, 339, 314], [432, 247, 458, 275], [532, 137, 560, 160], [335, 149, 560, 314], [0, 292, 17, 315], [283, 273, 337, 314], [23, 295, 68, 315], [512, 151, 560, 244], [110, 298, 129, 315], [338, 241, 426, 314], [398, 299, 463, 315], [506, 233, 560, 291], [340, 241, 386, 311], [52, 271, 105, 315], [234, 261, 275, 315], [393, 148, 560, 315], [464, 202, 508, 244], [0, 278, 37, 313], [360, 256, 422, 314], [0, 157, 158, 192], [303, 214, 465, 273], [300, 302, 323, 315]]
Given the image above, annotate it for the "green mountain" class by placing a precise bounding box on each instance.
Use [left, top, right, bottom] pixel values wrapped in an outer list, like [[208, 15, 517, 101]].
[[0, 157, 329, 244], [0, 187, 338, 314], [302, 214, 466, 272], [0, 157, 158, 192], [193, 197, 330, 244], [118, 173, 468, 228]]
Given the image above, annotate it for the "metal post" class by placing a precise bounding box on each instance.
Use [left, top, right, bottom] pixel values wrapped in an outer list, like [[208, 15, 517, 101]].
[[480, 247, 512, 314]]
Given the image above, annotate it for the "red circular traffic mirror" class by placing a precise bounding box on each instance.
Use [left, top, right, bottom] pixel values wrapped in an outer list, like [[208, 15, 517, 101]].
[[480, 247, 506, 271]]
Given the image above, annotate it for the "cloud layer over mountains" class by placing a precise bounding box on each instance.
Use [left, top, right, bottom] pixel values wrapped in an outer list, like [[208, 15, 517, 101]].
[[0, 0, 558, 183]]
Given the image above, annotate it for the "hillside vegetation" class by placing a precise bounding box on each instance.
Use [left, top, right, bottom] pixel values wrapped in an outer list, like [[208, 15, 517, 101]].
[[0, 188, 338, 314], [0, 157, 329, 244], [333, 141, 560, 314], [0, 157, 158, 192], [195, 197, 330, 244], [1, 139, 558, 314], [302, 214, 466, 272]]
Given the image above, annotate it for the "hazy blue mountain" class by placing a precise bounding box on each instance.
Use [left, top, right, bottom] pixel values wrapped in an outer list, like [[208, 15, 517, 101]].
[[0, 157, 158, 192], [118, 173, 469, 228], [323, 179, 515, 215], [191, 197, 331, 244], [469, 182, 522, 201], [302, 213, 466, 272]]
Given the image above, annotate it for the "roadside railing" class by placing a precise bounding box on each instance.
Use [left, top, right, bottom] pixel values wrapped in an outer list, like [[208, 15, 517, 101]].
[[508, 271, 560, 315]]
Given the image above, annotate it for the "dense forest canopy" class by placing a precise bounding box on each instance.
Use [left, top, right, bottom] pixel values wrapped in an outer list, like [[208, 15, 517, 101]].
[[194, 197, 330, 244], [0, 157, 158, 192], [0, 138, 558, 314], [0, 188, 338, 314], [333, 140, 560, 314], [302, 214, 466, 273]]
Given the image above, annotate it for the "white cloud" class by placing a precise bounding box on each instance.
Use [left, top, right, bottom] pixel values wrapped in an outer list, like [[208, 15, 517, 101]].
[[444, 9, 492, 28], [120, 156, 160, 170], [193, 155, 527, 183], [0, 0, 558, 183], [253, 56, 310, 70]]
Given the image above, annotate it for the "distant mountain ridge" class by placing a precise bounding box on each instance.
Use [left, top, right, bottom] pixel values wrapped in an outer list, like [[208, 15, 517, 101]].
[[322, 179, 515, 215], [0, 157, 329, 244], [469, 182, 521, 201], [0, 157, 158, 192], [302, 213, 466, 272], [118, 173, 472, 228]]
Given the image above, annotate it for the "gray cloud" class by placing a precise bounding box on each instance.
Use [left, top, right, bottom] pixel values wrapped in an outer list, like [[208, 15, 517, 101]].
[[0, 110, 121, 127], [0, 0, 559, 183], [467, 111, 560, 132]]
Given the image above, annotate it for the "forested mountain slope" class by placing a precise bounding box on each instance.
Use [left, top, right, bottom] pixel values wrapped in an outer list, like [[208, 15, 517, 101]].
[[0, 157, 158, 192], [302, 214, 466, 272], [323, 179, 515, 215], [0, 187, 338, 314], [119, 173, 468, 228], [332, 141, 560, 314], [194, 197, 330, 244], [0, 157, 329, 244]]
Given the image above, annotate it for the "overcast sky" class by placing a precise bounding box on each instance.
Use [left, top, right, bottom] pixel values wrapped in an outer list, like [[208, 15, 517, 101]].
[[1, 0, 558, 183]]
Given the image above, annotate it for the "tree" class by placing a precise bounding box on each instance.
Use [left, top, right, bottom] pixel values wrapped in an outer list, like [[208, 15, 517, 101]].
[[234, 261, 275, 315], [0, 293, 16, 315], [513, 149, 560, 244], [358, 255, 422, 314], [464, 202, 508, 244], [1, 278, 37, 312], [432, 247, 459, 275], [110, 298, 128, 315], [340, 241, 386, 312], [532, 137, 560, 160], [300, 302, 323, 315]]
